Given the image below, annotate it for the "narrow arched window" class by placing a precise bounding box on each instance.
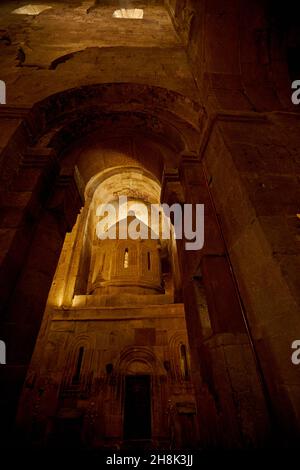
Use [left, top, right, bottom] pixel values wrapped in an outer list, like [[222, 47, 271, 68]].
[[180, 344, 189, 380], [72, 346, 84, 384], [147, 252, 151, 271], [124, 248, 129, 268]]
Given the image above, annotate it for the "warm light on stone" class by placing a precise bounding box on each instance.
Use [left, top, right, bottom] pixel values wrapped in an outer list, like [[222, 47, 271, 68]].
[[12, 4, 52, 15], [1, 0, 300, 451], [113, 8, 144, 19]]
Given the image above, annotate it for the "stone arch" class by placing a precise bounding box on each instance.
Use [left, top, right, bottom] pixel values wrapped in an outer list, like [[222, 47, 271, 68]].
[[168, 331, 191, 382], [1, 2, 299, 449], [116, 346, 166, 376], [1, 79, 282, 450], [65, 134, 170, 193], [0, 81, 201, 300], [29, 82, 203, 152], [61, 334, 95, 387]]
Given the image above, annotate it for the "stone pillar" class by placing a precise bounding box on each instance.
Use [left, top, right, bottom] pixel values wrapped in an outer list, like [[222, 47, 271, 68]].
[[161, 156, 271, 448], [0, 146, 82, 446], [0, 106, 35, 190], [202, 113, 300, 445]]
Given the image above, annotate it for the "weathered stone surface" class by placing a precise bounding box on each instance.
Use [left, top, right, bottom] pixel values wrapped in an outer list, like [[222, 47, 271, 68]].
[[1, 0, 300, 451], [0, 1, 198, 103]]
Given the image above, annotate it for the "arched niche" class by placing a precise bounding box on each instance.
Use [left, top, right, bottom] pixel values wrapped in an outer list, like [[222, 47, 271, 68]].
[[62, 134, 170, 191], [30, 83, 203, 154], [126, 361, 152, 375], [66, 165, 182, 305], [117, 346, 166, 377]]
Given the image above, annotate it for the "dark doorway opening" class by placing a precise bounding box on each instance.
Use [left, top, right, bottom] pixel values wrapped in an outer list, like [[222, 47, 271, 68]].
[[123, 375, 151, 440]]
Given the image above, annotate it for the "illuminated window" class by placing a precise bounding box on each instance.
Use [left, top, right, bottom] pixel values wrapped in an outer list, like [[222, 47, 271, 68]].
[[12, 4, 52, 15], [124, 248, 129, 269], [113, 9, 144, 19]]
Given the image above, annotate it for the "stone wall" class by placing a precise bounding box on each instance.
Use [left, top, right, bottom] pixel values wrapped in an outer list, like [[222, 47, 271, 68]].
[[0, 0, 197, 103], [1, 0, 300, 449]]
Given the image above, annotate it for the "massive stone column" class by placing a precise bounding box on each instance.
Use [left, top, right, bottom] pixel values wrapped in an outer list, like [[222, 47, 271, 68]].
[[0, 136, 82, 445], [201, 112, 300, 446], [162, 156, 271, 448]]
